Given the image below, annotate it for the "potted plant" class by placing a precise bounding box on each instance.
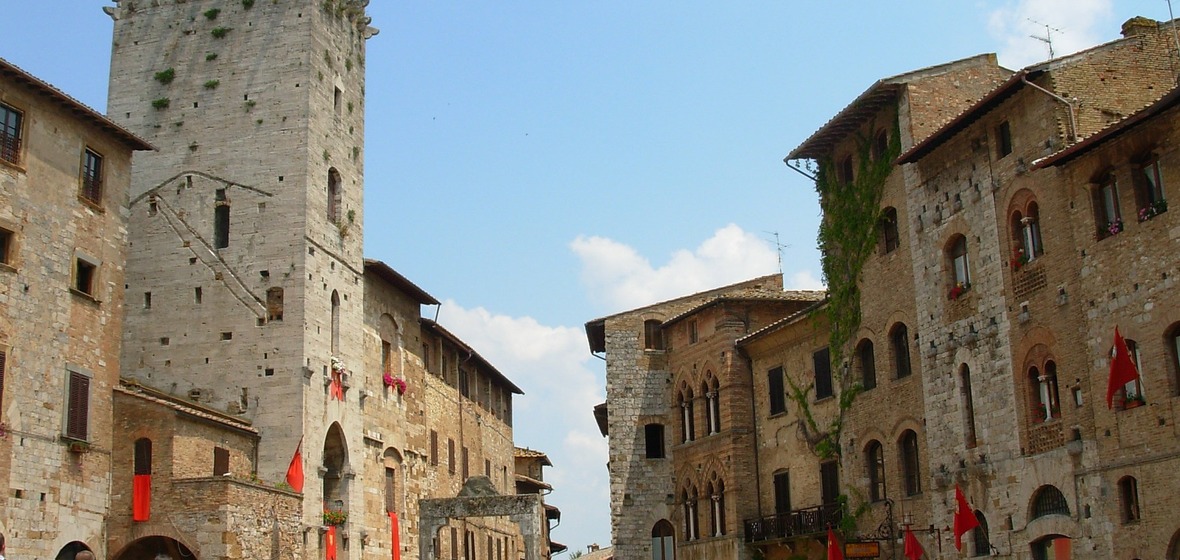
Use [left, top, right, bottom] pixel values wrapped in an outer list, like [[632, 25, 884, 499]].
[[383, 372, 407, 395], [323, 509, 348, 526]]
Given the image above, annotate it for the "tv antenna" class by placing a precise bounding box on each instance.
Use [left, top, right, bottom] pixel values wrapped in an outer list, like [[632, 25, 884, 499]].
[[765, 231, 789, 275], [1028, 18, 1064, 60]]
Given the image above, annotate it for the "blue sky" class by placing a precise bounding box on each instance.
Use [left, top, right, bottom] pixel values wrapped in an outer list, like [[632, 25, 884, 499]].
[[4, 0, 1168, 553]]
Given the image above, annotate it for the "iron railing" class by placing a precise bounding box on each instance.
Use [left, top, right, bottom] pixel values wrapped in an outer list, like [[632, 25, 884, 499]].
[[743, 503, 843, 543]]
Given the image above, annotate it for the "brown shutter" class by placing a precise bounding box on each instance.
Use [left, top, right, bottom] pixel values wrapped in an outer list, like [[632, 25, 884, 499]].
[[66, 372, 90, 440], [134, 439, 153, 474], [213, 446, 230, 476]]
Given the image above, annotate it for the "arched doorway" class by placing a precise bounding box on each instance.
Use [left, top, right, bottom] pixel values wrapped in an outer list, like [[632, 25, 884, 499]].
[[110, 536, 196, 560], [323, 423, 350, 560]]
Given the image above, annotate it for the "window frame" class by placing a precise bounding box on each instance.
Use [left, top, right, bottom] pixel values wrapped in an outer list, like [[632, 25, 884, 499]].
[[996, 120, 1012, 158], [0, 225, 15, 268], [64, 368, 91, 441], [80, 148, 105, 205], [644, 319, 665, 350], [866, 440, 886, 502], [767, 366, 786, 415], [857, 339, 876, 391], [772, 469, 791, 515], [949, 235, 971, 289], [891, 323, 912, 379], [1093, 174, 1123, 238], [899, 430, 921, 496], [0, 102, 24, 166], [880, 207, 900, 254], [644, 423, 666, 459], [72, 251, 101, 299], [814, 347, 833, 400], [1118, 476, 1140, 523], [1133, 154, 1166, 219]]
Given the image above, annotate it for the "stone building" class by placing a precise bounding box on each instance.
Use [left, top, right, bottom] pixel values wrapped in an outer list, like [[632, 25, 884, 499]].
[[98, 1, 550, 559], [0, 56, 152, 559], [585, 274, 823, 560], [514, 447, 563, 556]]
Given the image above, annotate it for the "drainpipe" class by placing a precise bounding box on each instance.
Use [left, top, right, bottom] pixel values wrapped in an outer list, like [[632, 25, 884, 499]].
[[1021, 76, 1079, 143]]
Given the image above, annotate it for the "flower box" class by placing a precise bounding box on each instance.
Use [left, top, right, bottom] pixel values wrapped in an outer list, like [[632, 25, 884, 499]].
[[323, 509, 348, 526]]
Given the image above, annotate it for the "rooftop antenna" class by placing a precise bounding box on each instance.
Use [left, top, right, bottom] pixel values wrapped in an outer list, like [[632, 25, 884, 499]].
[[765, 231, 788, 276], [1028, 18, 1064, 60]]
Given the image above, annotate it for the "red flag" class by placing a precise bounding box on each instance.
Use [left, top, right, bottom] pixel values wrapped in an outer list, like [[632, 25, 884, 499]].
[[827, 527, 844, 560], [390, 512, 401, 560], [1106, 326, 1141, 409], [953, 485, 980, 551], [285, 438, 304, 493], [904, 527, 925, 560], [132, 473, 151, 521], [325, 525, 338, 560]]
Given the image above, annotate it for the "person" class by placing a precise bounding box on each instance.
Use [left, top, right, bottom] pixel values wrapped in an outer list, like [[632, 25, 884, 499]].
[[75, 551, 95, 560]]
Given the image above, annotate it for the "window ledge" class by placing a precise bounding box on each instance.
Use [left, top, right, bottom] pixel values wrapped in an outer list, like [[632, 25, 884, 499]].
[[69, 288, 101, 305], [77, 195, 106, 213], [0, 262, 15, 274], [0, 158, 26, 174]]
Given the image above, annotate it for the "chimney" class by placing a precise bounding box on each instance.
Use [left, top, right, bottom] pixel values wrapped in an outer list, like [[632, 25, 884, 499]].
[[588, 544, 599, 552], [1121, 16, 1158, 38]]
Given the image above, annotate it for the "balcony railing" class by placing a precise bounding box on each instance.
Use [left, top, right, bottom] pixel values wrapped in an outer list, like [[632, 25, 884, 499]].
[[744, 503, 843, 544]]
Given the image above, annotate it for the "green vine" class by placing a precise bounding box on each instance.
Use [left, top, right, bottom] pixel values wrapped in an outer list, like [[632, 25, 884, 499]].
[[787, 118, 901, 459]]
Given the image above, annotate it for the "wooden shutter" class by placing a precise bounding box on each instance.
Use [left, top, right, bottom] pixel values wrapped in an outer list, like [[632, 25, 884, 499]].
[[134, 439, 153, 474], [66, 371, 90, 440], [213, 447, 230, 476]]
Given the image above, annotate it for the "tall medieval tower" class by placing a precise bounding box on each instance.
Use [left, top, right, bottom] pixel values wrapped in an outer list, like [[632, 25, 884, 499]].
[[106, 0, 376, 524]]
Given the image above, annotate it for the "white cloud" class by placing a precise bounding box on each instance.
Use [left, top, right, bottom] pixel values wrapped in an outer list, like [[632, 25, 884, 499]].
[[787, 269, 826, 290], [571, 223, 781, 312], [987, 0, 1114, 68], [431, 301, 611, 546]]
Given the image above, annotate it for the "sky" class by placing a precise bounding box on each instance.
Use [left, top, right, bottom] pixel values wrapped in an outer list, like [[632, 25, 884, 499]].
[[3, 0, 1172, 553]]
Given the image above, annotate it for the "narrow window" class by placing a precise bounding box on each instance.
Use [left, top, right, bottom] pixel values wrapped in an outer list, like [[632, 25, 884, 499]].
[[820, 460, 840, 505], [773, 470, 791, 514], [327, 168, 342, 224], [679, 387, 695, 442], [709, 479, 726, 536], [867, 441, 886, 502], [949, 235, 971, 289], [971, 511, 990, 557], [74, 256, 97, 296], [448, 438, 455, 475], [682, 488, 699, 540], [0, 350, 6, 413], [644, 423, 665, 459], [385, 467, 397, 513], [768, 366, 786, 415], [80, 149, 104, 204], [430, 431, 439, 466], [996, 120, 1012, 158], [0, 103, 23, 165], [1094, 175, 1122, 238], [1119, 476, 1140, 523], [0, 227, 14, 265], [1135, 155, 1167, 220], [1023, 203, 1043, 258], [840, 154, 855, 183], [858, 339, 876, 390], [814, 347, 833, 400], [900, 430, 921, 496], [214, 188, 230, 249], [643, 319, 664, 350], [961, 364, 977, 449], [459, 368, 470, 397], [135, 438, 153, 475], [705, 376, 721, 434], [65, 370, 90, 440], [144, 292, 152, 309], [330, 290, 340, 355], [689, 320, 698, 344], [1168, 323, 1180, 396], [194, 287, 203, 304], [891, 323, 912, 378], [334, 86, 342, 114], [872, 129, 889, 160], [880, 207, 900, 254], [267, 287, 284, 321], [213, 446, 230, 475], [1119, 339, 1146, 405]]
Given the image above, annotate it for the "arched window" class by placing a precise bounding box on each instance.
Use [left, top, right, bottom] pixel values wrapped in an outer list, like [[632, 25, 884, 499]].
[[890, 323, 913, 379], [679, 386, 695, 443], [899, 430, 920, 496], [709, 478, 726, 536], [1030, 362, 1061, 423], [971, 511, 990, 557], [1119, 476, 1140, 523], [651, 520, 675, 560], [327, 168, 342, 224], [644, 319, 664, 350], [383, 448, 402, 515], [880, 207, 900, 254], [872, 129, 889, 160], [961, 364, 977, 449], [840, 155, 855, 184], [322, 422, 350, 560], [1030, 485, 1069, 519], [948, 235, 971, 290], [857, 339, 876, 390], [704, 375, 721, 435], [330, 290, 341, 356], [682, 488, 699, 540], [867, 441, 885, 501]]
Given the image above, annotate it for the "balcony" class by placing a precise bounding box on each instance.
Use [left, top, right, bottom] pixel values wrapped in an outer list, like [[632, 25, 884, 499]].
[[743, 503, 843, 544]]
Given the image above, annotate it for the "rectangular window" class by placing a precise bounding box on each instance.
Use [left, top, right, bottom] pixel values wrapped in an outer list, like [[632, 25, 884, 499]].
[[643, 320, 664, 350], [80, 149, 104, 204], [996, 121, 1012, 158], [430, 430, 439, 466], [814, 348, 833, 400], [768, 367, 786, 415], [65, 370, 91, 440], [267, 287, 284, 321], [0, 227, 13, 266], [450, 527, 458, 560], [773, 470, 791, 514], [689, 320, 698, 344], [820, 460, 840, 506], [459, 368, 470, 397], [1095, 177, 1122, 237], [214, 188, 230, 249], [385, 467, 397, 513], [0, 103, 23, 165], [213, 446, 230, 476], [0, 350, 6, 415], [484, 459, 491, 478], [462, 446, 469, 480], [74, 256, 98, 296], [448, 438, 455, 474], [644, 423, 665, 459]]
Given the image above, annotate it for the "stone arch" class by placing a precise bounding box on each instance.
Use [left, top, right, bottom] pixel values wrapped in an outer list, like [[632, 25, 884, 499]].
[[383, 447, 404, 515], [322, 422, 351, 511], [110, 536, 197, 560], [1165, 527, 1180, 559], [419, 477, 544, 560]]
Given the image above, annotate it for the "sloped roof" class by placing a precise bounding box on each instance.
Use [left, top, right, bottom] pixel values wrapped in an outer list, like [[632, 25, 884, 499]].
[[514, 447, 553, 466], [363, 259, 440, 305], [660, 291, 825, 329], [116, 379, 257, 435], [419, 319, 524, 394], [1033, 84, 1180, 169], [736, 299, 827, 347], [0, 57, 154, 151]]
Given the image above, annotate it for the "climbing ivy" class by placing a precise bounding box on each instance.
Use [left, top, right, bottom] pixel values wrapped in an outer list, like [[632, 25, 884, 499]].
[[788, 119, 902, 460]]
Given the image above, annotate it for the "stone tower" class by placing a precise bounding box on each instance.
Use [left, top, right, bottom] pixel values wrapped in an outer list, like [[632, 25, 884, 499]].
[[106, 0, 377, 520]]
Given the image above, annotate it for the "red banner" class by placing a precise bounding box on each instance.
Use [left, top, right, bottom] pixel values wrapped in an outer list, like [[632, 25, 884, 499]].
[[326, 526, 337, 560], [132, 474, 151, 521], [390, 512, 401, 560]]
